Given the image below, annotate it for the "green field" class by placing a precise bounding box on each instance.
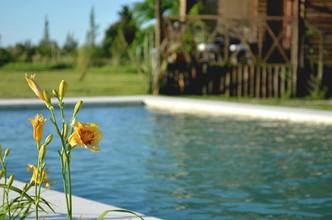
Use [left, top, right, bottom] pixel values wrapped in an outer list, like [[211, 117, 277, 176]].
[[0, 64, 148, 98], [1, 62, 332, 111]]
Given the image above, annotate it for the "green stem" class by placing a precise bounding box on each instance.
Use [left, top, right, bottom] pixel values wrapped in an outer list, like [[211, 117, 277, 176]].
[[67, 155, 72, 219], [59, 101, 73, 220], [49, 107, 72, 220], [60, 104, 65, 125], [0, 158, 10, 219], [59, 151, 70, 218], [1, 159, 6, 206], [34, 179, 38, 220], [5, 175, 11, 219], [35, 151, 41, 220]]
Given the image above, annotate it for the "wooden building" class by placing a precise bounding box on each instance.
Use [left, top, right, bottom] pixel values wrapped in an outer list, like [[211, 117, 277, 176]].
[[157, 0, 332, 97]]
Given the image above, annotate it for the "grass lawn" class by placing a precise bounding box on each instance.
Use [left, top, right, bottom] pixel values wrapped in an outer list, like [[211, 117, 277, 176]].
[[1, 62, 332, 111], [0, 65, 148, 98]]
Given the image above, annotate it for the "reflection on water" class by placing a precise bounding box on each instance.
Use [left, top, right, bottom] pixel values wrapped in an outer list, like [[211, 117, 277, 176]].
[[1, 106, 332, 220]]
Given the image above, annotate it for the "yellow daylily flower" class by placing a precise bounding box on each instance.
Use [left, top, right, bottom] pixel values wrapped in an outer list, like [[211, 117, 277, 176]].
[[29, 114, 46, 145], [25, 74, 44, 101], [68, 121, 102, 152], [25, 74, 52, 108], [27, 164, 50, 188]]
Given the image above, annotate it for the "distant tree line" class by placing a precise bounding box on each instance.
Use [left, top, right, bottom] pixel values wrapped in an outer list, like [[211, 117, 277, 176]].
[[0, 16, 77, 67], [0, 0, 179, 69]]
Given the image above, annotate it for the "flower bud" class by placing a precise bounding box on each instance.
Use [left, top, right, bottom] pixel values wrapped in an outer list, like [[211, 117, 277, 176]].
[[4, 148, 10, 157], [59, 80, 68, 100], [39, 145, 47, 161], [44, 134, 53, 146], [62, 124, 68, 138], [0, 170, 3, 179], [43, 90, 52, 109], [8, 175, 14, 188], [30, 114, 46, 145], [52, 89, 58, 98], [73, 100, 83, 117]]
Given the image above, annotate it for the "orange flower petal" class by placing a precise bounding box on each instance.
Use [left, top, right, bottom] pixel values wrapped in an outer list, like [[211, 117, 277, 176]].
[[68, 121, 102, 152]]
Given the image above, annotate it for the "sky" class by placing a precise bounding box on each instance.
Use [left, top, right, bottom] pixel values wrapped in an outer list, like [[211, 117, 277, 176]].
[[0, 0, 140, 47]]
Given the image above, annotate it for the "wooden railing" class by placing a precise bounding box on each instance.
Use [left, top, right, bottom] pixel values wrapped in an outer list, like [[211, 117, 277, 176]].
[[219, 64, 292, 98], [163, 15, 295, 65], [159, 15, 297, 97]]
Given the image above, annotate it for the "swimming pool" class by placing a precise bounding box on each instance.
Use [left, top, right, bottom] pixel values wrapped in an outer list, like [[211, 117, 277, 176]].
[[1, 105, 332, 219]]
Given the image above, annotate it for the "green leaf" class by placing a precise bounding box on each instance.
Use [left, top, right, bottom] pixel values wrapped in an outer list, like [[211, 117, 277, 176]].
[[0, 184, 54, 214], [39, 197, 55, 213], [0, 184, 34, 203], [97, 209, 144, 220]]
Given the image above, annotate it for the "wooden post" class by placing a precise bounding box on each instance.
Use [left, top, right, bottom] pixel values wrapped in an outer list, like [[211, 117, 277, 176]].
[[153, 0, 162, 95], [274, 66, 279, 98], [224, 28, 229, 63], [280, 66, 285, 97], [258, 19, 263, 63], [220, 75, 225, 94], [180, 0, 187, 21], [262, 65, 267, 98], [250, 65, 255, 97], [225, 71, 230, 97], [231, 67, 237, 96], [238, 65, 243, 96], [268, 65, 273, 97], [317, 32, 324, 86], [255, 66, 260, 97], [288, 65, 293, 97], [291, 0, 299, 97], [244, 65, 249, 96]]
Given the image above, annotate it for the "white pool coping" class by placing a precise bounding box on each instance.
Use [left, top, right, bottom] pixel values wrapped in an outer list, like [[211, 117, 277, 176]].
[[1, 180, 160, 220], [1, 95, 332, 124]]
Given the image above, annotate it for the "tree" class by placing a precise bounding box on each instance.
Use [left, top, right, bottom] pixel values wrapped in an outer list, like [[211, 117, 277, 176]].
[[8, 41, 36, 62], [41, 16, 50, 45], [102, 5, 137, 59], [0, 48, 13, 66], [78, 7, 99, 81], [77, 45, 93, 81], [132, 0, 179, 27], [118, 6, 136, 45], [37, 16, 59, 61], [63, 33, 78, 55], [86, 7, 98, 47]]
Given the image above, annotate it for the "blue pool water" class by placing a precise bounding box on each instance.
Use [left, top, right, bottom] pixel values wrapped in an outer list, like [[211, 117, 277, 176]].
[[1, 105, 332, 219]]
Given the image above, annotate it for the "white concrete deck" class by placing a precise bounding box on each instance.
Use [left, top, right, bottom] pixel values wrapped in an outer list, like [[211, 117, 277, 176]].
[[1, 95, 332, 124], [1, 181, 160, 220]]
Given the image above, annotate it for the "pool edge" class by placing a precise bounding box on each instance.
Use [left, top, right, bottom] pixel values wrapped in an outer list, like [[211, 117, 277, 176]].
[[1, 95, 332, 124], [1, 180, 162, 220]]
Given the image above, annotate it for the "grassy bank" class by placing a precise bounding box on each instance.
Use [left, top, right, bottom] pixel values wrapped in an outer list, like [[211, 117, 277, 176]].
[[0, 64, 148, 98], [1, 63, 332, 111]]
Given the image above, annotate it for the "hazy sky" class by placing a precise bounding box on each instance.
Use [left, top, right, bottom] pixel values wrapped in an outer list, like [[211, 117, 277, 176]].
[[0, 0, 140, 47]]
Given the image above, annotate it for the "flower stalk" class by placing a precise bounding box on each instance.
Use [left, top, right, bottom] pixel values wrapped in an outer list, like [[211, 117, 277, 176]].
[[28, 114, 51, 220], [25, 74, 102, 220], [0, 145, 11, 218]]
